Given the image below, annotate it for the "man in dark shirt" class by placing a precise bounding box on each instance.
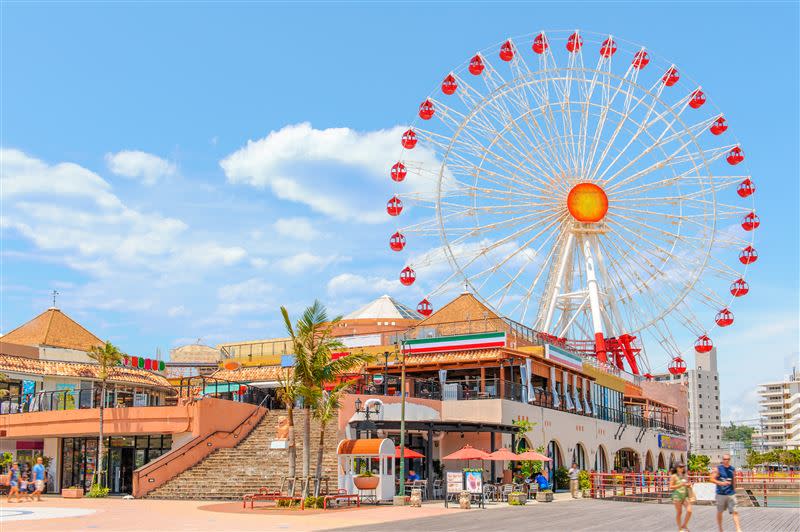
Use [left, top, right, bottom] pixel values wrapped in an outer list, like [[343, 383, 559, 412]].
[[710, 455, 741, 532]]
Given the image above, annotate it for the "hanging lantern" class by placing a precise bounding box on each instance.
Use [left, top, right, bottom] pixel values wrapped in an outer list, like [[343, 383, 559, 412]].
[[694, 335, 713, 353], [223, 359, 241, 371]]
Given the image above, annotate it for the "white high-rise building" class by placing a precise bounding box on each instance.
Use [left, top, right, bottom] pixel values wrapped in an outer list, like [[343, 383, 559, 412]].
[[752, 368, 800, 450], [652, 348, 724, 461]]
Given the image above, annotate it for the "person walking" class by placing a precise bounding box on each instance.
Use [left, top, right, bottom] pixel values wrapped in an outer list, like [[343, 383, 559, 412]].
[[568, 462, 580, 498], [7, 462, 21, 503], [669, 463, 692, 532], [711, 454, 741, 532], [32, 456, 47, 502]]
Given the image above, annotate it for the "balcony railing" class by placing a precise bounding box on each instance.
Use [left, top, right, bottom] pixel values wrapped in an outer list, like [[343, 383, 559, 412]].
[[0, 387, 177, 414]]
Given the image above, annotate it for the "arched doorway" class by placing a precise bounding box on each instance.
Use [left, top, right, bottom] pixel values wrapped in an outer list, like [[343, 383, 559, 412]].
[[594, 445, 608, 472], [547, 440, 564, 489], [669, 453, 676, 468], [645, 450, 654, 472], [572, 443, 587, 470], [614, 448, 641, 472], [657, 452, 666, 470]]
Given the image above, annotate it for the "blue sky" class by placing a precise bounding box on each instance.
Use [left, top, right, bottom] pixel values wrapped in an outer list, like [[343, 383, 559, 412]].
[[2, 2, 798, 422]]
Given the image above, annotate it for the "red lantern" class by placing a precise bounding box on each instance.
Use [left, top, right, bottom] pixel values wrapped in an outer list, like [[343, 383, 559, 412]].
[[668, 357, 687, 375], [144, 358, 152, 370], [566, 32, 583, 53], [739, 245, 758, 264], [662, 66, 680, 86], [730, 278, 749, 297], [469, 54, 484, 75], [401, 129, 417, 149], [417, 298, 433, 316], [737, 178, 755, 198], [499, 40, 514, 61], [389, 232, 406, 252], [386, 195, 403, 217], [689, 89, 706, 109], [442, 74, 458, 95], [741, 212, 760, 231], [715, 308, 734, 327], [727, 146, 744, 165], [710, 116, 728, 135], [418, 99, 435, 120], [532, 33, 548, 54], [131, 356, 138, 368], [694, 335, 713, 353], [632, 50, 650, 69], [391, 162, 407, 182], [400, 266, 416, 286], [600, 37, 617, 58]]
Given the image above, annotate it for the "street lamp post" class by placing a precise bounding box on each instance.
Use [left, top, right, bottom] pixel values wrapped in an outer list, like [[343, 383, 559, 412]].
[[383, 351, 390, 395], [396, 339, 408, 503]]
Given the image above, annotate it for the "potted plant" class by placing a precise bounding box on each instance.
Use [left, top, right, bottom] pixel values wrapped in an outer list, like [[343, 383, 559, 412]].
[[507, 491, 527, 505], [353, 469, 379, 490], [61, 486, 84, 498], [538, 489, 554, 502], [579, 470, 592, 498]]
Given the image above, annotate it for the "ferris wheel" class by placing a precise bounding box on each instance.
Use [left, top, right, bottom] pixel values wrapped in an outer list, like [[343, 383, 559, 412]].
[[385, 30, 758, 376]]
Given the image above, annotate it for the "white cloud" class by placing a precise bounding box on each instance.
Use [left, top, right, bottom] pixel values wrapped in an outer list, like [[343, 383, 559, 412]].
[[105, 150, 177, 185], [274, 217, 320, 241], [220, 123, 441, 223], [327, 273, 402, 298], [277, 252, 344, 274], [167, 305, 187, 317], [216, 278, 275, 316]]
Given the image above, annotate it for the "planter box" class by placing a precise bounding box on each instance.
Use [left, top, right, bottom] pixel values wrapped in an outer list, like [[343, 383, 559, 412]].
[[538, 491, 554, 502], [507, 493, 527, 505], [62, 488, 84, 499], [353, 476, 379, 490]]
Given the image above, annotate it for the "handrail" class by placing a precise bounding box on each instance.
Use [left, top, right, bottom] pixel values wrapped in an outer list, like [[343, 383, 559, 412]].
[[135, 393, 271, 482], [0, 386, 178, 414]]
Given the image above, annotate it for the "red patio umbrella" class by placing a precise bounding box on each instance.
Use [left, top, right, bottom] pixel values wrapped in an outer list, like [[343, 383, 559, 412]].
[[395, 447, 425, 459], [487, 448, 519, 461], [442, 444, 490, 461], [516, 450, 552, 462]]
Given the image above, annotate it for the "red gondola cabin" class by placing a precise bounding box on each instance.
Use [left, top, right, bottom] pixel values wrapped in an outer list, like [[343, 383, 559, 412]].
[[715, 308, 734, 327], [401, 129, 417, 149], [694, 335, 713, 353], [389, 232, 406, 252], [386, 196, 403, 217], [391, 162, 407, 182], [400, 266, 416, 286]]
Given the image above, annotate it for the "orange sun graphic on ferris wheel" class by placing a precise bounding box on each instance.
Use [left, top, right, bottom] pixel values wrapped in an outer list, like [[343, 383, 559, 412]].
[[567, 182, 609, 223]]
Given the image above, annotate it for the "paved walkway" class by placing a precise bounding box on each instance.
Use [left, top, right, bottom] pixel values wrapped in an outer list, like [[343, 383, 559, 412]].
[[0, 496, 797, 531]]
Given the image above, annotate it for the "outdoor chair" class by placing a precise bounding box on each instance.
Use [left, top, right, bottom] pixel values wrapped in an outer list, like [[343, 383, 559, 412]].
[[500, 483, 514, 501], [432, 479, 443, 499], [483, 484, 497, 502]]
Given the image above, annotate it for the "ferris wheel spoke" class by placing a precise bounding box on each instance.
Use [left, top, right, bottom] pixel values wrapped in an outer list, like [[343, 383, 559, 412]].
[[609, 171, 747, 198]]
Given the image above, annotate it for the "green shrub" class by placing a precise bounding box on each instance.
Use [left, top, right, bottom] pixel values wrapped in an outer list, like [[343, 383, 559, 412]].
[[357, 470, 375, 477], [554, 467, 569, 489], [578, 470, 591, 491], [304, 496, 324, 509], [86, 484, 110, 498], [507, 492, 526, 505], [277, 499, 299, 508]]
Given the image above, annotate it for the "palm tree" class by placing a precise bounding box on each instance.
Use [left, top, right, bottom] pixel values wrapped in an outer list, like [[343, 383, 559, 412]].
[[87, 341, 123, 489], [310, 381, 350, 496], [281, 301, 373, 496], [276, 366, 300, 490]]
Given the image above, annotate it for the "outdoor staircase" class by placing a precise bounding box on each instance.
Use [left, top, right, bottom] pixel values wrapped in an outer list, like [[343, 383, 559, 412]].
[[146, 410, 339, 500]]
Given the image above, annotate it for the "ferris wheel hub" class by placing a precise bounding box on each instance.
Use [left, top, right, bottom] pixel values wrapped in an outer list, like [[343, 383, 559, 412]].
[[567, 182, 609, 223]]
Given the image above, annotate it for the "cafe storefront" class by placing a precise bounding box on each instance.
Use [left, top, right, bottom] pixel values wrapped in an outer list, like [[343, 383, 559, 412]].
[[60, 435, 173, 494]]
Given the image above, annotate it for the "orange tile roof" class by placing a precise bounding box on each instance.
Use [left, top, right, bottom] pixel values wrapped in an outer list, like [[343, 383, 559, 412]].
[[0, 354, 170, 388], [337, 439, 386, 455], [2, 308, 103, 352], [212, 364, 290, 382]]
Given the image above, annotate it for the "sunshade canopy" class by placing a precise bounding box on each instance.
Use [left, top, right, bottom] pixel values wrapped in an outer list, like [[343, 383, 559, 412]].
[[516, 450, 552, 462], [442, 444, 490, 461], [487, 448, 519, 461], [395, 447, 424, 459]]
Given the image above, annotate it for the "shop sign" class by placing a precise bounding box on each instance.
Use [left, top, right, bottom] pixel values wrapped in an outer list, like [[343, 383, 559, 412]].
[[372, 374, 385, 385], [658, 434, 687, 451], [464, 470, 483, 494], [403, 332, 506, 355], [544, 344, 583, 371], [446, 471, 462, 494]]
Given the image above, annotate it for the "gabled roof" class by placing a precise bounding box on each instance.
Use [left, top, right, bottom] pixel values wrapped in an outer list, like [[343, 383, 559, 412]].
[[2, 308, 103, 352], [344, 295, 421, 321], [414, 292, 501, 327]]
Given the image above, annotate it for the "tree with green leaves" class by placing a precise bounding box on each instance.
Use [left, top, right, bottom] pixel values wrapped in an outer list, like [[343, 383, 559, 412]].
[[722, 423, 754, 449], [87, 341, 123, 490], [687, 453, 711, 473], [281, 301, 374, 497], [309, 381, 350, 496]]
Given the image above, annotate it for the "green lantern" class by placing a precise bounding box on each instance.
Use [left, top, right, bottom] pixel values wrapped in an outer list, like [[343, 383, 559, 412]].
[[138, 357, 145, 369], [158, 360, 165, 372]]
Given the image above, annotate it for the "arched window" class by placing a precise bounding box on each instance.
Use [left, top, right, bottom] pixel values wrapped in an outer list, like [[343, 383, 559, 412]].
[[594, 445, 608, 472], [572, 443, 586, 470]]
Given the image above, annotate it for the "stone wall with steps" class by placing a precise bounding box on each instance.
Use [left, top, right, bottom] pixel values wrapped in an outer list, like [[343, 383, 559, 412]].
[[147, 409, 340, 500]]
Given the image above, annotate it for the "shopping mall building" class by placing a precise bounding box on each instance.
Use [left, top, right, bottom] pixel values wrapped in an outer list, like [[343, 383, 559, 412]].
[[1, 294, 688, 497]]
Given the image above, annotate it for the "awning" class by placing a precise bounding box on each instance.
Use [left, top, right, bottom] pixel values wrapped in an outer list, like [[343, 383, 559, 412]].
[[203, 383, 240, 394], [248, 381, 280, 389]]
